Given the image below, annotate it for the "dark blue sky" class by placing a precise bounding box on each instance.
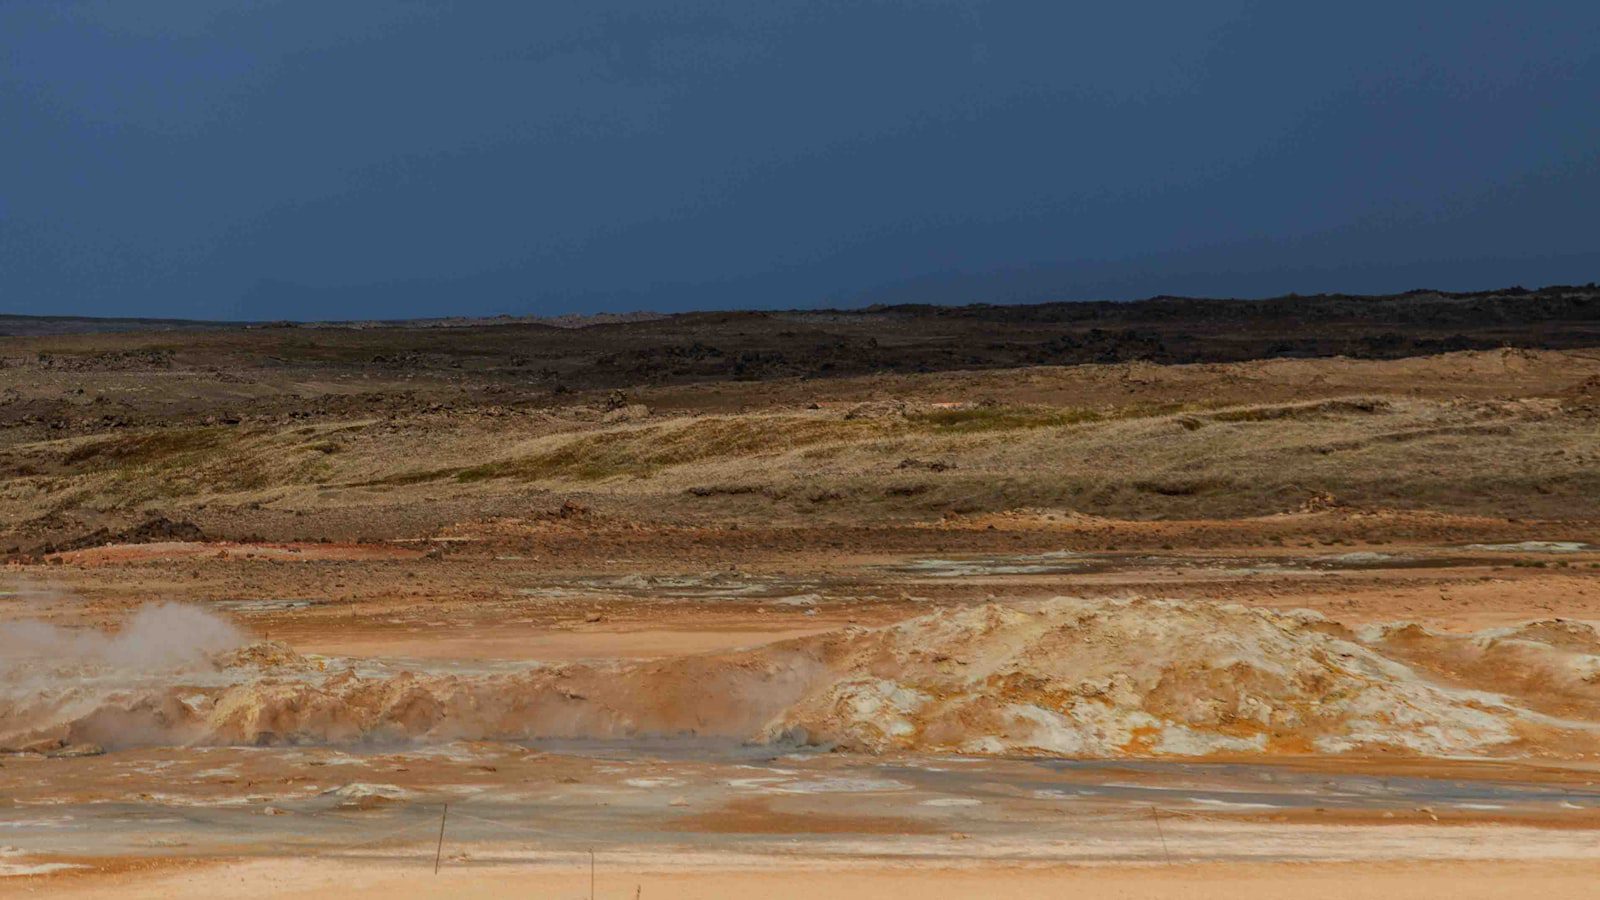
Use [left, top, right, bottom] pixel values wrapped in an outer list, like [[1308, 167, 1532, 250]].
[[3, 1, 1597, 320]]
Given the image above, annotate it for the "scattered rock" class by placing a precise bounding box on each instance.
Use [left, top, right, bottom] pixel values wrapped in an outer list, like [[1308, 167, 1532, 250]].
[[323, 783, 411, 810]]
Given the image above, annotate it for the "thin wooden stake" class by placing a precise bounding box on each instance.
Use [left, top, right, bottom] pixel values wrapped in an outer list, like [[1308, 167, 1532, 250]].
[[1150, 805, 1172, 866], [434, 803, 449, 874], [589, 848, 596, 900]]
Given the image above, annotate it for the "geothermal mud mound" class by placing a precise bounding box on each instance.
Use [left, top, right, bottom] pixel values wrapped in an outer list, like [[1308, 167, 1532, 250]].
[[6, 598, 1600, 758], [762, 599, 1546, 756]]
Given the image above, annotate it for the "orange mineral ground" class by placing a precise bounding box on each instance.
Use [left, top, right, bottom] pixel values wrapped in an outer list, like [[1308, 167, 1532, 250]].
[[3, 300, 1600, 896]]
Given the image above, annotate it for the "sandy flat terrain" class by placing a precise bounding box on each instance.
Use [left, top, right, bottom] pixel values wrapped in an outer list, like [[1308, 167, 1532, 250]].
[[27, 859, 1600, 900]]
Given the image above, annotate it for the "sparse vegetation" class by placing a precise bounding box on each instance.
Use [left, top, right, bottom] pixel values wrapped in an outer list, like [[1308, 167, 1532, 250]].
[[904, 401, 1196, 434], [906, 405, 1106, 433], [454, 415, 887, 483], [62, 427, 230, 468], [1208, 398, 1391, 423]]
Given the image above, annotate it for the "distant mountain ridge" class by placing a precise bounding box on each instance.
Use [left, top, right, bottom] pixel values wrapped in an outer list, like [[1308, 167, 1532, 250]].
[[3, 282, 1593, 337]]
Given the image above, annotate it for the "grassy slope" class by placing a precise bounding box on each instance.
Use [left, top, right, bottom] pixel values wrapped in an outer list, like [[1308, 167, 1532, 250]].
[[2, 387, 1594, 544]]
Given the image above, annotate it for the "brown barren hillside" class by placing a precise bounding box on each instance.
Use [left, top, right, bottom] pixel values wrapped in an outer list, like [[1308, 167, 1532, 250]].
[[0, 286, 1597, 554]]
